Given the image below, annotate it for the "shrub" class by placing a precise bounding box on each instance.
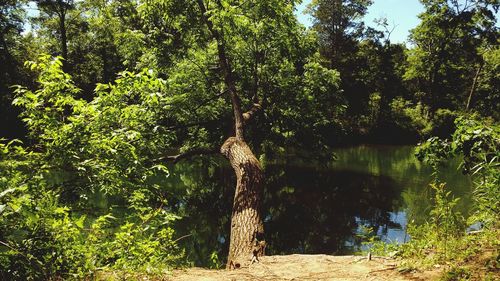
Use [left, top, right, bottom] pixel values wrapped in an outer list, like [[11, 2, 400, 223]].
[[1, 56, 184, 280], [390, 97, 433, 139]]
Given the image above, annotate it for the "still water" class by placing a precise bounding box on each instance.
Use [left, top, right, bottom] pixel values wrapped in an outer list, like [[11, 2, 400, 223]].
[[166, 145, 472, 266]]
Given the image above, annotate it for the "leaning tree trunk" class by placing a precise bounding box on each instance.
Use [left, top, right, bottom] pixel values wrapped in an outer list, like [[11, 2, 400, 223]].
[[196, 0, 266, 269], [221, 137, 265, 269]]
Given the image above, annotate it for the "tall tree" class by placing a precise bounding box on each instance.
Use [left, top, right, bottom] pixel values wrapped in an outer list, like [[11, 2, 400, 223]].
[[405, 0, 499, 112], [194, 0, 266, 268], [0, 0, 24, 96], [175, 0, 342, 267], [308, 0, 373, 70], [35, 0, 75, 68], [307, 0, 377, 136], [0, 0, 30, 139], [32, 0, 136, 97], [0, 0, 24, 63]]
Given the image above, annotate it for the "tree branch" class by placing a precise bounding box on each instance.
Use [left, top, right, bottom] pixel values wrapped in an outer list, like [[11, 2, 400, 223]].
[[162, 147, 220, 163], [197, 0, 245, 141], [162, 118, 220, 131], [243, 42, 262, 124], [243, 103, 262, 123], [466, 61, 484, 111], [194, 89, 228, 111]]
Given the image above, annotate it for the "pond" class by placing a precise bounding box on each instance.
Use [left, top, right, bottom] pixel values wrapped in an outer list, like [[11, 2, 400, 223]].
[[166, 145, 473, 267]]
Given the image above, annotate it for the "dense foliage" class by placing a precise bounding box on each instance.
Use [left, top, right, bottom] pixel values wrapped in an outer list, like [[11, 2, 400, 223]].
[[358, 115, 499, 279], [1, 58, 184, 279], [401, 116, 499, 279], [0, 0, 498, 279]]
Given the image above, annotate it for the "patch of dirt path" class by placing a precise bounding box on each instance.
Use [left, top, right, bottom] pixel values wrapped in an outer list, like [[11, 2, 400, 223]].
[[168, 255, 438, 281]]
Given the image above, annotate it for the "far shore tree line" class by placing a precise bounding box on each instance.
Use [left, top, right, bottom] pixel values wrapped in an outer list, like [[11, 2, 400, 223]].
[[2, 0, 498, 142]]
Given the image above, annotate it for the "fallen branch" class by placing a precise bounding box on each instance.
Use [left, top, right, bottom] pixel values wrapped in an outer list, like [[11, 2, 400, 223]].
[[368, 266, 397, 274]]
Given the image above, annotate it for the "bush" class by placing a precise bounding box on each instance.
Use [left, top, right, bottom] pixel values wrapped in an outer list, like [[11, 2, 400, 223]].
[[0, 141, 183, 280], [432, 109, 458, 138], [1, 56, 185, 280], [398, 114, 499, 277], [399, 183, 466, 267], [390, 97, 433, 139]]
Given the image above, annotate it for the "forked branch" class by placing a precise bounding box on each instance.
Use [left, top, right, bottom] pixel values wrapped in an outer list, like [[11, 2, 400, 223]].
[[243, 103, 262, 123]]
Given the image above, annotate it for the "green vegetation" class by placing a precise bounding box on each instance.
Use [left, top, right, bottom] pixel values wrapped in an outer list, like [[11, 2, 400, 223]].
[[361, 116, 499, 279], [0, 59, 185, 278], [0, 0, 498, 279], [405, 116, 499, 278]]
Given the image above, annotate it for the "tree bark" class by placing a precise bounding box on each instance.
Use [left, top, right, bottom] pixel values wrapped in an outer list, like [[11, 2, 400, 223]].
[[196, 0, 265, 269], [221, 137, 264, 269]]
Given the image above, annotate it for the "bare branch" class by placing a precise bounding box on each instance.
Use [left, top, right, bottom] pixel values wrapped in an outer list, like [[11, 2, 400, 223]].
[[161, 147, 220, 163], [162, 118, 221, 131], [466, 61, 484, 111]]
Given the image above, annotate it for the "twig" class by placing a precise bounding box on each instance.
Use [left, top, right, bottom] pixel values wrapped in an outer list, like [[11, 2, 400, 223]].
[[369, 266, 397, 274], [173, 234, 193, 243], [0, 240, 44, 268]]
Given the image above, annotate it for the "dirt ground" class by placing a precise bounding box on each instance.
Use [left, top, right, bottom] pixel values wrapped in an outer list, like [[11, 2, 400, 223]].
[[167, 254, 440, 281]]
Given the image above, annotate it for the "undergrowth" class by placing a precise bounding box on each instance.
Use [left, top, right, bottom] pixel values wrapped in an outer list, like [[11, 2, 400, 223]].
[[361, 115, 499, 280]]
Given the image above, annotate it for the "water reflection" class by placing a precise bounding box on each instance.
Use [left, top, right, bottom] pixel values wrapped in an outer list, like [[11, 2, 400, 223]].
[[263, 165, 401, 255], [332, 146, 472, 223], [167, 145, 472, 266]]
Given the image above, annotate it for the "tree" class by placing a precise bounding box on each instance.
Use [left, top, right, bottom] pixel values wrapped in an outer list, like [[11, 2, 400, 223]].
[[307, 0, 418, 142], [193, 0, 266, 267], [351, 40, 410, 141], [472, 43, 499, 118], [31, 0, 144, 97], [405, 0, 499, 112], [13, 0, 344, 270], [308, 0, 373, 70], [157, 0, 342, 268], [0, 0, 31, 139], [307, 0, 385, 139], [0, 0, 24, 62], [65, 0, 131, 94], [35, 0, 75, 65]]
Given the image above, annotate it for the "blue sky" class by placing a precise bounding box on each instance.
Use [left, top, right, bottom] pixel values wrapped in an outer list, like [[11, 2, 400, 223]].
[[295, 0, 425, 44]]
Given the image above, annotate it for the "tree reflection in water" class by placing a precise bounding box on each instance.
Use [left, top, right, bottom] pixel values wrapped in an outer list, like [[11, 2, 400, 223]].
[[165, 146, 472, 266], [170, 159, 403, 266]]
